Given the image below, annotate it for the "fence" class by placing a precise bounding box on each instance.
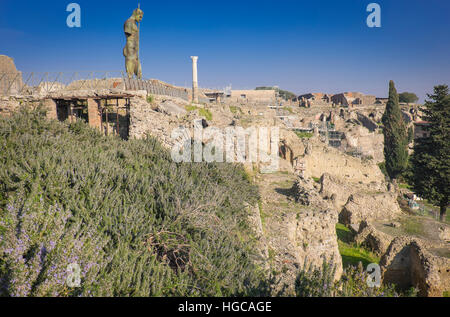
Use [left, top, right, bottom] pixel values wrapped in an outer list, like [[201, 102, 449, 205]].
[[413, 200, 441, 220], [0, 71, 191, 101], [123, 78, 189, 101], [0, 71, 126, 96]]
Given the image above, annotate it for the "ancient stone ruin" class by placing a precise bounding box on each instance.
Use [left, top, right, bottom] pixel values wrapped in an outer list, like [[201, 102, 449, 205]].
[[380, 237, 450, 297], [0, 55, 23, 95]]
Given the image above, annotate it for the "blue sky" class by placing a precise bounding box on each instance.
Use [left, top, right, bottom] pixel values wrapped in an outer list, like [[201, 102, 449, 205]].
[[0, 0, 449, 101]]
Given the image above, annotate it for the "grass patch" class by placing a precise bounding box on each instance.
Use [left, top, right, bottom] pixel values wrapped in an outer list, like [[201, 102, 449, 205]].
[[401, 217, 425, 236], [336, 224, 380, 268], [258, 200, 270, 226], [312, 176, 320, 184], [421, 200, 449, 223], [294, 131, 314, 139], [184, 105, 213, 121], [336, 223, 353, 243], [272, 179, 294, 188], [399, 183, 412, 190], [282, 106, 293, 114], [239, 117, 253, 128], [198, 108, 213, 121], [229, 106, 242, 115], [185, 104, 198, 111]]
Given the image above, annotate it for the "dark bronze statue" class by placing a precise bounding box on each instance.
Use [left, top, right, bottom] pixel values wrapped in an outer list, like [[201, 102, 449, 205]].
[[123, 7, 144, 79]]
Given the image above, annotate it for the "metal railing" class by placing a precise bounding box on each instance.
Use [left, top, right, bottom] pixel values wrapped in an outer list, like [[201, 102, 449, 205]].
[[123, 78, 189, 101], [0, 71, 191, 101], [0, 71, 126, 96]]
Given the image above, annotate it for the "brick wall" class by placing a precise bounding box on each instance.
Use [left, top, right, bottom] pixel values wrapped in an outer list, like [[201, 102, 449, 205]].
[[87, 99, 101, 130]]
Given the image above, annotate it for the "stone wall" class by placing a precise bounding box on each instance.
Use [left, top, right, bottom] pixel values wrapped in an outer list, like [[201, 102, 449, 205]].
[[302, 137, 385, 184], [229, 90, 276, 105], [0, 55, 23, 95], [354, 221, 392, 256], [339, 192, 401, 227], [380, 237, 450, 297], [129, 95, 191, 148], [291, 175, 344, 279]]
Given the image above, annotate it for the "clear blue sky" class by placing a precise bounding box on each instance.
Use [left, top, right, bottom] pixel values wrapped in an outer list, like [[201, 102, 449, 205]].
[[1, 0, 449, 101]]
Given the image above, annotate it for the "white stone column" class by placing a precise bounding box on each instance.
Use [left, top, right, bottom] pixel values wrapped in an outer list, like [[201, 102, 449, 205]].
[[190, 56, 199, 103]]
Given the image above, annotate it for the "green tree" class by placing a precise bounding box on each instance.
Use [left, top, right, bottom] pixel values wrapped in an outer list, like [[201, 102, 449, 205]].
[[399, 92, 419, 104], [255, 86, 297, 101], [411, 85, 450, 222], [382, 80, 409, 180]]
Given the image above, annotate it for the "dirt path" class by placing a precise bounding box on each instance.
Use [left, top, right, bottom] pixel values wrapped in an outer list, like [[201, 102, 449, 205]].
[[255, 171, 305, 294], [373, 214, 450, 258]]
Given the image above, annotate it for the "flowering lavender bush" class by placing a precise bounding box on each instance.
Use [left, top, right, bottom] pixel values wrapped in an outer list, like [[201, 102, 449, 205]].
[[0, 108, 264, 297], [0, 200, 108, 296]]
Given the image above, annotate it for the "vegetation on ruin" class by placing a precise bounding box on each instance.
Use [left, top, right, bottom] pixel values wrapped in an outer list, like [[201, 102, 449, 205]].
[[185, 104, 197, 112], [146, 94, 155, 104], [198, 108, 213, 121], [311, 176, 321, 183], [185, 105, 212, 121], [294, 131, 314, 139], [410, 85, 449, 222], [255, 86, 297, 101], [282, 106, 293, 114], [382, 80, 409, 180], [0, 108, 267, 297], [229, 105, 242, 115]]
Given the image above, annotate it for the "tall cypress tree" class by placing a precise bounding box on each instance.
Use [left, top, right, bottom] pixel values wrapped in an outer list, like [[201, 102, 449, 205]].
[[411, 85, 450, 222], [382, 80, 409, 180]]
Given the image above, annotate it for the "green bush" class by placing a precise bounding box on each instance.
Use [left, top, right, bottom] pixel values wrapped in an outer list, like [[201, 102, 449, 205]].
[[198, 108, 212, 121], [295, 131, 314, 139], [184, 105, 212, 121], [0, 109, 265, 297], [229, 106, 243, 115]]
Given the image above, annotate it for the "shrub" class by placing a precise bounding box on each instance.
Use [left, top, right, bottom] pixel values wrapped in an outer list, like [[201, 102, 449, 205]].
[[229, 106, 242, 115], [295, 260, 416, 297], [295, 131, 313, 139], [146, 95, 154, 104], [198, 108, 212, 121], [185, 104, 198, 112], [0, 109, 265, 297], [184, 105, 212, 121]]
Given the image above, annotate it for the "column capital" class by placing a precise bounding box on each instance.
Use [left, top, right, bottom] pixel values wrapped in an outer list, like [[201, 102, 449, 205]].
[[190, 56, 198, 62]]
